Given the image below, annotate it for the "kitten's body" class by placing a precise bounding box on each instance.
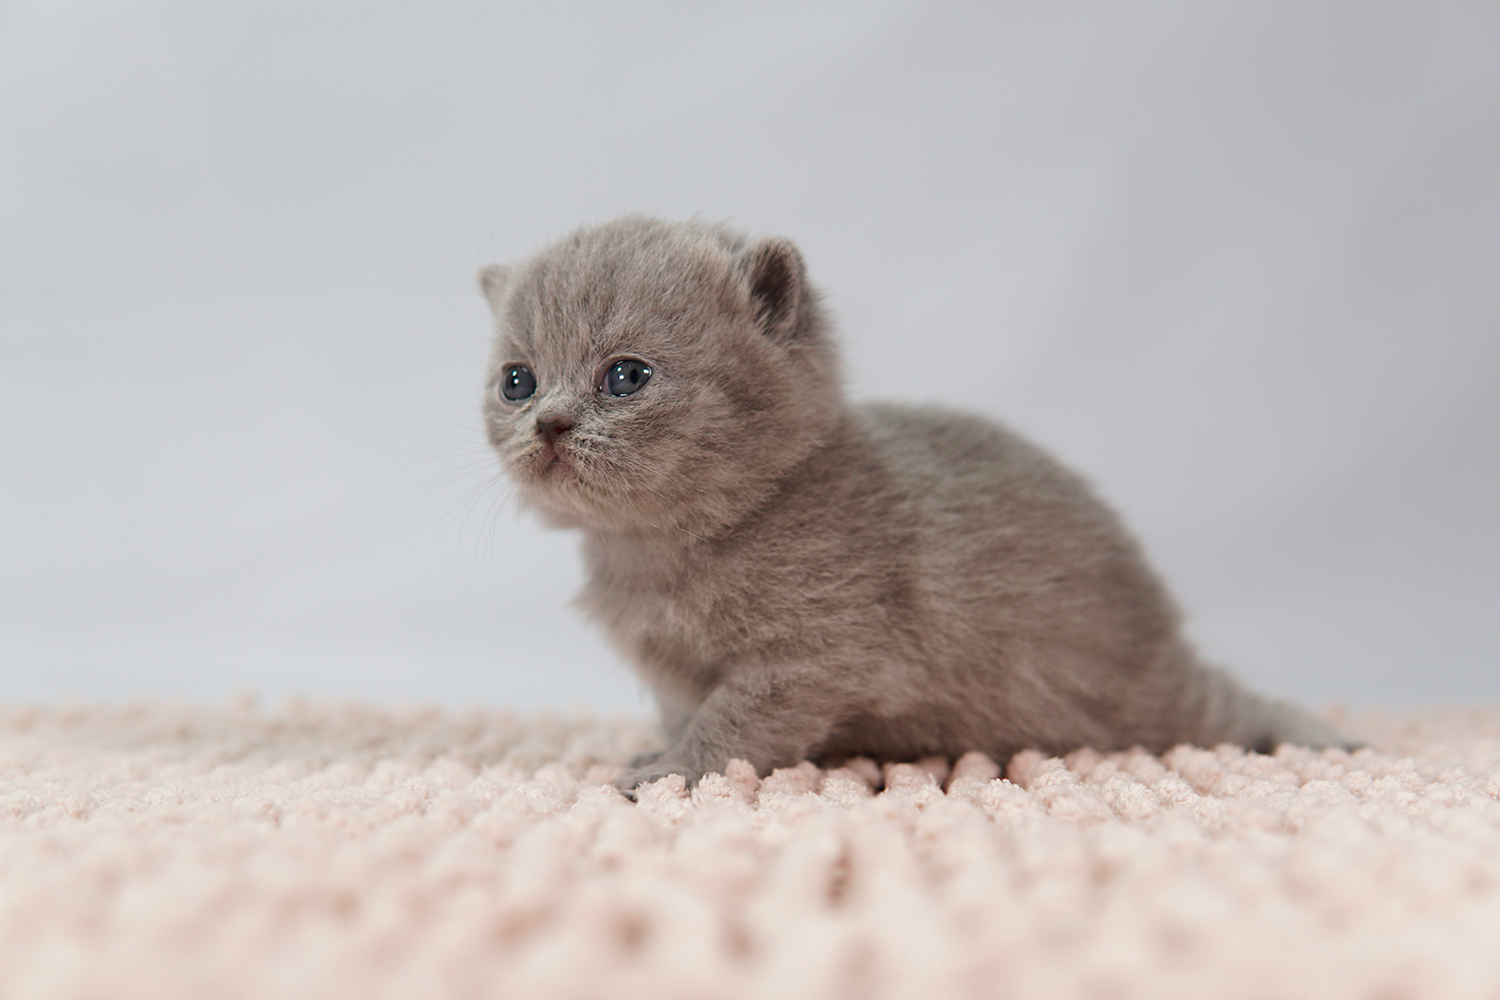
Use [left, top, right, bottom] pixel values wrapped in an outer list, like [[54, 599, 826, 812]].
[[480, 216, 1350, 793]]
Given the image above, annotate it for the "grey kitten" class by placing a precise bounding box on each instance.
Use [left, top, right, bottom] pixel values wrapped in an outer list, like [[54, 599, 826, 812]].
[[478, 216, 1353, 794]]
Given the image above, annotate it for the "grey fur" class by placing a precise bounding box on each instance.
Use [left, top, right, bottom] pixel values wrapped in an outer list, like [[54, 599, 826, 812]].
[[479, 216, 1354, 794]]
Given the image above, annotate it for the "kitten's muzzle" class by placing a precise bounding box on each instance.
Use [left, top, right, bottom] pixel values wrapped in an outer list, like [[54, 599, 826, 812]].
[[536, 416, 574, 446], [533, 415, 576, 473]]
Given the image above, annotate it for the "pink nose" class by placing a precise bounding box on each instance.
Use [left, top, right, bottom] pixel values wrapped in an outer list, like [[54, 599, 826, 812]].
[[536, 417, 573, 445]]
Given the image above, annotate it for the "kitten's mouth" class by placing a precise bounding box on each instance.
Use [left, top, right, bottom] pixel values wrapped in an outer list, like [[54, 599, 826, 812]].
[[535, 443, 574, 477]]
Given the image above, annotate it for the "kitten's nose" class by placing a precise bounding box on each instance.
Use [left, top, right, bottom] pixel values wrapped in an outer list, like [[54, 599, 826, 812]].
[[536, 416, 574, 446]]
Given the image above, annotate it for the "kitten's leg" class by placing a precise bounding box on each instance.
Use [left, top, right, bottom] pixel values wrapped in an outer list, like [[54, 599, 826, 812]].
[[628, 683, 700, 768], [614, 669, 839, 795], [1193, 667, 1362, 753]]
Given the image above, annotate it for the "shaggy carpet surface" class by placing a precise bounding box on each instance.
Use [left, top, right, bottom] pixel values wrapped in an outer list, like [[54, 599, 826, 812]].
[[3, 702, 1499, 1000]]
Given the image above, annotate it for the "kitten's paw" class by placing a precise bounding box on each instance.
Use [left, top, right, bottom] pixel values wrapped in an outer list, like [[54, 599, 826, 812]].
[[627, 748, 666, 769], [613, 761, 694, 800], [1274, 716, 1363, 754]]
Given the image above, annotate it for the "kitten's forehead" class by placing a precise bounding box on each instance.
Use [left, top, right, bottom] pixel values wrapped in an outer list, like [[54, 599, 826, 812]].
[[501, 218, 747, 364]]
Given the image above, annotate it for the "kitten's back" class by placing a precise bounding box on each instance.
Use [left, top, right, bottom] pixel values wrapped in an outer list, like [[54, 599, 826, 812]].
[[834, 403, 1202, 751]]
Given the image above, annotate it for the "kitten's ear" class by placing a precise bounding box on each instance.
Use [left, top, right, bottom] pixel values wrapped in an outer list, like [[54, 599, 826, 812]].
[[740, 237, 806, 340], [477, 264, 510, 313]]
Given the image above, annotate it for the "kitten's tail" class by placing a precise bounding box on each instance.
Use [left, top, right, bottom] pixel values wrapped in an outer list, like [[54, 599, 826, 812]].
[[1191, 666, 1362, 753]]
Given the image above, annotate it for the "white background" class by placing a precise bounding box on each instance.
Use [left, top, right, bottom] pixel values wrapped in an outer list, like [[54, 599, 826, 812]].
[[2, 3, 1497, 714]]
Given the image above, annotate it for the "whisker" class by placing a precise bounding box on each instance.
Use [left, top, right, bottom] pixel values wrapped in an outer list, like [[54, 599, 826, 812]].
[[446, 475, 511, 546], [418, 457, 507, 501], [425, 408, 491, 433]]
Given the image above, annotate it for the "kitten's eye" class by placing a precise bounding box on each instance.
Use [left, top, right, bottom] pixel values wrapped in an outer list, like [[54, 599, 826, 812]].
[[603, 359, 652, 397], [499, 364, 537, 401]]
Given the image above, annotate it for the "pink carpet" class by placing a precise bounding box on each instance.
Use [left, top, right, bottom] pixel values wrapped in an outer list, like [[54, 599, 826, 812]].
[[3, 701, 1498, 999]]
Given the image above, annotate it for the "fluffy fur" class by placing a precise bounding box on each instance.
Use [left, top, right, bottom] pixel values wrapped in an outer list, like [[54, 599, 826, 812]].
[[479, 216, 1351, 793]]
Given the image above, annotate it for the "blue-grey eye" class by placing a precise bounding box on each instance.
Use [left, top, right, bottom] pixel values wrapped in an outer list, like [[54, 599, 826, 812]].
[[500, 365, 537, 401], [604, 359, 652, 397]]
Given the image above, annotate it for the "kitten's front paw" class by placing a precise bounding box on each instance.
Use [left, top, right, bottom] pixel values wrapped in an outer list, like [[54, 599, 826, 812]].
[[613, 760, 694, 800], [627, 748, 666, 769]]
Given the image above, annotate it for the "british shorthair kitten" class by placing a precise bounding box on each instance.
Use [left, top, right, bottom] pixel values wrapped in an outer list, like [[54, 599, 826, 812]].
[[478, 216, 1353, 794]]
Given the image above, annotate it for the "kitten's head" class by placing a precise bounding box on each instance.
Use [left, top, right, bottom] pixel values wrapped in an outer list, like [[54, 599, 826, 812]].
[[479, 216, 843, 535]]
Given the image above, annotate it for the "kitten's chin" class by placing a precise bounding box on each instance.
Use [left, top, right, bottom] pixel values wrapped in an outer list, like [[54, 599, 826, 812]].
[[519, 479, 684, 536], [532, 507, 593, 530], [515, 480, 593, 529]]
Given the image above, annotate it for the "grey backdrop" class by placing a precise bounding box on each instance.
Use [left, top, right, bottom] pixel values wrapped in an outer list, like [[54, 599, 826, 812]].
[[3, 3, 1497, 714]]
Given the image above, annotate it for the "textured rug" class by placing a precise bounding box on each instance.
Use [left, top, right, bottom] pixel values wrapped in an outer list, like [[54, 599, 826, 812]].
[[3, 701, 1500, 1000]]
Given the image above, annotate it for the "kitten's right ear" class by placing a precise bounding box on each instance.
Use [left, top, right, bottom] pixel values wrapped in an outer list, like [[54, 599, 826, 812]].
[[477, 264, 510, 313], [739, 237, 806, 341]]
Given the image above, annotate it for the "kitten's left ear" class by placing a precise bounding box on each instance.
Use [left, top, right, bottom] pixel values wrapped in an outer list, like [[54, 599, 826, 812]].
[[740, 237, 806, 340], [477, 264, 510, 313]]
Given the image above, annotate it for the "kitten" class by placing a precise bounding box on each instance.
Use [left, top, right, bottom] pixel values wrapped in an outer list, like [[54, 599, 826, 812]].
[[478, 215, 1354, 794]]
